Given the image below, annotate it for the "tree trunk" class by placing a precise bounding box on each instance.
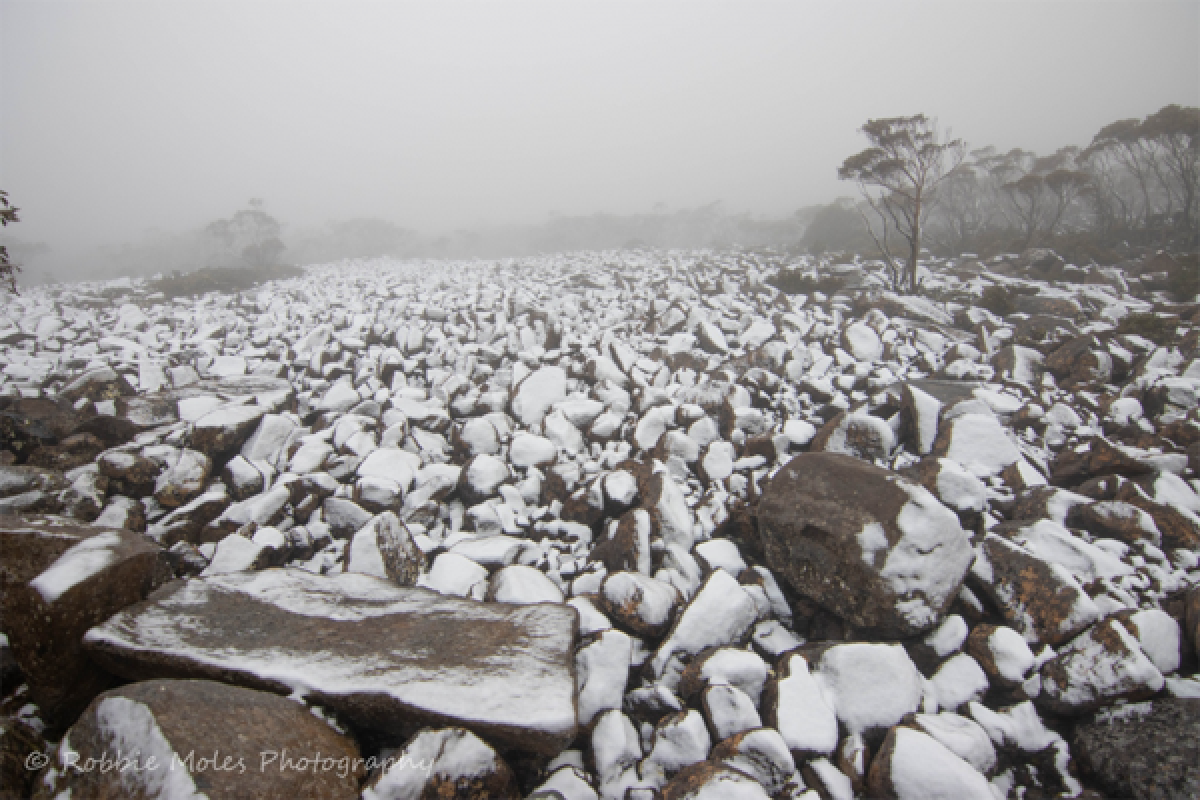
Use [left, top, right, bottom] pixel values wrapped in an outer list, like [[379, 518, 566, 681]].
[[908, 194, 922, 293]]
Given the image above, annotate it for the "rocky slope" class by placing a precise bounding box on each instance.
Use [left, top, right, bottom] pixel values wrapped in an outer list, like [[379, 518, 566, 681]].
[[1, 248, 1198, 799]]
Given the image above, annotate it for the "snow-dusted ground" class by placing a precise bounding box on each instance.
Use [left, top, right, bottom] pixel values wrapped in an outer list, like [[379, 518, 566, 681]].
[[2, 249, 1199, 798]]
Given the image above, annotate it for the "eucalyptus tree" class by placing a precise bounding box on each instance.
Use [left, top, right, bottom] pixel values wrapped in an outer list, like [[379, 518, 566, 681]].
[[838, 115, 965, 292]]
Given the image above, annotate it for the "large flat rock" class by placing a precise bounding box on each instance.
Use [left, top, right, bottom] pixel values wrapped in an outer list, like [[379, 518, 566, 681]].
[[83, 568, 579, 756]]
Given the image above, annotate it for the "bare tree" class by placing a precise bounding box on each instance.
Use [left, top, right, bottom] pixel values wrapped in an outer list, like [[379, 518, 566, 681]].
[[1142, 104, 1200, 230], [839, 115, 965, 292], [996, 148, 1091, 249], [926, 147, 1011, 254], [0, 191, 19, 293]]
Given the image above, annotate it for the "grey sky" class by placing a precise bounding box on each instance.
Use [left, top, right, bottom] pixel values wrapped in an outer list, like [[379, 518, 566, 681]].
[[1, 0, 1197, 249]]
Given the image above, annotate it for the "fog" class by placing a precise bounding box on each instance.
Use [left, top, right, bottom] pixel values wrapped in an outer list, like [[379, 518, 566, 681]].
[[1, 1, 1197, 280]]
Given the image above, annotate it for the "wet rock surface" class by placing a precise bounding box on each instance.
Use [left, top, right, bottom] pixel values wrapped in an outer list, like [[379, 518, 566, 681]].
[[37, 679, 364, 800], [1072, 699, 1200, 800], [84, 569, 579, 757], [0, 250, 1197, 797]]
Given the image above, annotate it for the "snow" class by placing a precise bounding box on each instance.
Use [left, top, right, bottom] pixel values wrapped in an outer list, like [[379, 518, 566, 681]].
[[194, 404, 266, 434], [545, 409, 585, 454], [934, 459, 987, 513], [693, 648, 769, 706], [714, 727, 795, 795], [201, 534, 267, 576], [489, 564, 564, 604], [648, 466, 694, 551], [985, 626, 1036, 684], [89, 695, 208, 799], [641, 709, 711, 783], [86, 569, 578, 740], [881, 481, 975, 631], [855, 522, 889, 566], [693, 538, 747, 575], [1127, 609, 1181, 675], [1108, 397, 1143, 425], [567, 597, 612, 635], [883, 726, 994, 800], [843, 322, 882, 362], [30, 531, 124, 604], [930, 653, 989, 709], [1165, 676, 1200, 697], [814, 643, 923, 735], [772, 654, 838, 756], [938, 413, 1020, 477], [648, 570, 757, 688], [967, 700, 1059, 753], [509, 433, 558, 468], [924, 615, 969, 658], [362, 727, 493, 800], [11, 252, 1199, 800], [318, 382, 361, 413], [1150, 471, 1200, 514], [820, 411, 895, 459], [803, 757, 851, 800], [1040, 618, 1165, 710], [703, 683, 761, 739], [447, 535, 524, 569], [913, 712, 997, 775], [591, 710, 642, 789], [751, 619, 803, 658], [462, 453, 509, 497], [576, 630, 632, 726], [781, 418, 817, 448], [532, 766, 599, 800], [699, 441, 736, 483], [345, 524, 390, 580], [601, 572, 678, 632], [510, 366, 568, 426], [1011, 519, 1133, 583], [418, 552, 488, 598]]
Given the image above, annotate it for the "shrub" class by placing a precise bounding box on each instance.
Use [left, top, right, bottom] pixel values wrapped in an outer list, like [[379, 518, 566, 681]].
[[1117, 312, 1179, 345], [1168, 254, 1199, 302], [978, 284, 1015, 317], [768, 267, 845, 295]]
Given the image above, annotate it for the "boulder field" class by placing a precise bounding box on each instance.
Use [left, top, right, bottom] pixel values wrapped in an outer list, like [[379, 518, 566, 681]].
[[1, 249, 1198, 798]]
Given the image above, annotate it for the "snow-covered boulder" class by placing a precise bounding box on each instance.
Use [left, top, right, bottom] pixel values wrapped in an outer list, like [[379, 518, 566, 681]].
[[758, 452, 975, 638]]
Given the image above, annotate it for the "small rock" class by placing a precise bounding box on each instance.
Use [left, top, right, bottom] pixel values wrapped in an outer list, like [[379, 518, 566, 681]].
[[867, 725, 994, 800], [362, 727, 519, 800], [1039, 616, 1165, 714]]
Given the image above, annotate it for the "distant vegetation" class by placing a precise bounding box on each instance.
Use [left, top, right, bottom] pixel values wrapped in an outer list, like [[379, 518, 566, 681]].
[[6, 105, 1196, 289], [0, 190, 20, 293], [815, 104, 1198, 272], [202, 200, 286, 268], [767, 266, 846, 296], [148, 264, 303, 299]]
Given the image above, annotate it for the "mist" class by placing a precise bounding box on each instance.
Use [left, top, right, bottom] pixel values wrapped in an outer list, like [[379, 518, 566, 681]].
[[1, 0, 1197, 282]]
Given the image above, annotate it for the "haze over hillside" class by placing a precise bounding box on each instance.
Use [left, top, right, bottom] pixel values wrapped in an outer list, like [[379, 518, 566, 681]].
[[1, 0, 1197, 285]]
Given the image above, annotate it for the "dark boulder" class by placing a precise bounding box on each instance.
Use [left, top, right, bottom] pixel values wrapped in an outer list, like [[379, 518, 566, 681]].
[[757, 452, 974, 638]]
